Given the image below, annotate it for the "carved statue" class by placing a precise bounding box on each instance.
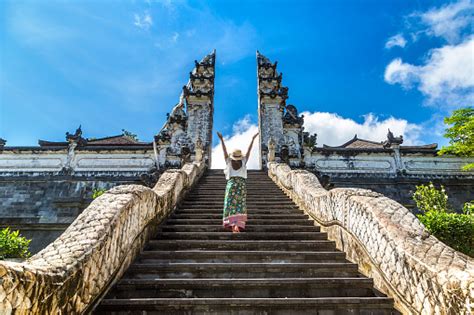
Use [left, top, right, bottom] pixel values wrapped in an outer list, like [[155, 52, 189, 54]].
[[280, 145, 290, 164], [283, 134, 298, 157], [267, 138, 276, 162], [180, 145, 191, 166], [195, 138, 203, 162]]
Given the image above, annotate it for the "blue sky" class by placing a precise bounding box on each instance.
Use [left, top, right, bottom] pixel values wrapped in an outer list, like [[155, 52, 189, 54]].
[[1, 0, 473, 155]]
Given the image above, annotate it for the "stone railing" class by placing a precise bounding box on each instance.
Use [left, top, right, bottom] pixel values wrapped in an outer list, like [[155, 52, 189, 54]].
[[0, 162, 206, 314], [268, 162, 474, 315]]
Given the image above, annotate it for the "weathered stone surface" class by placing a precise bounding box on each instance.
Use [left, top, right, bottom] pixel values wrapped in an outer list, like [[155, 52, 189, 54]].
[[0, 162, 205, 314], [0, 177, 135, 253], [268, 162, 474, 315]]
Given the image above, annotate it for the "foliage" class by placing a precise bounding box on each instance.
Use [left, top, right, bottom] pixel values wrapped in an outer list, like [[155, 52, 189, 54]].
[[463, 201, 474, 215], [413, 183, 474, 257], [438, 107, 474, 171], [0, 227, 31, 259], [92, 188, 107, 199], [417, 211, 474, 257], [122, 129, 139, 141], [412, 182, 449, 213]]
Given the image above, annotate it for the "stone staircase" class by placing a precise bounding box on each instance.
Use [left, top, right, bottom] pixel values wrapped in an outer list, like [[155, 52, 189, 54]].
[[95, 170, 398, 314]]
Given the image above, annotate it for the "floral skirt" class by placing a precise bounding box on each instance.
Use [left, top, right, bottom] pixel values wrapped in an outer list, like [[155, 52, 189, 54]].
[[223, 176, 247, 229]]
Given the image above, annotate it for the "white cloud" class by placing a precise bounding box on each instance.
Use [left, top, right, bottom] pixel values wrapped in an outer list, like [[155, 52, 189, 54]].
[[171, 32, 179, 43], [211, 113, 424, 170], [385, 34, 407, 49], [134, 11, 153, 30], [301, 111, 423, 146], [384, 36, 474, 107], [384, 58, 418, 88], [418, 0, 473, 44], [211, 116, 260, 169]]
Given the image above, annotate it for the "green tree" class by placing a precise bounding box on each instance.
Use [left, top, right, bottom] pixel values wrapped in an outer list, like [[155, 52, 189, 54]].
[[412, 182, 449, 213], [92, 188, 107, 199], [438, 107, 474, 171], [122, 129, 139, 141], [412, 183, 474, 257], [0, 227, 31, 259]]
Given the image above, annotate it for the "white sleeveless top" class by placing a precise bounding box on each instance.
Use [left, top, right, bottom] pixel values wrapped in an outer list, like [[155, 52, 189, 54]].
[[224, 157, 247, 180]]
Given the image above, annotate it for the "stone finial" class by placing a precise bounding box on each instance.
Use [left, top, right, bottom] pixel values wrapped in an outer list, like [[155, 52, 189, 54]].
[[66, 125, 87, 146], [195, 138, 203, 162], [383, 129, 404, 148], [268, 138, 276, 162]]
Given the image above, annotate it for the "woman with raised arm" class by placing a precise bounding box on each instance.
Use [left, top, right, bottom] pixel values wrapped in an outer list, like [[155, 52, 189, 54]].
[[217, 131, 259, 233]]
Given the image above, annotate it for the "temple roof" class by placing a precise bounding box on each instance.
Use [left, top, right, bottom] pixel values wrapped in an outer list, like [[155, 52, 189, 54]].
[[38, 132, 151, 148], [324, 136, 384, 149], [322, 135, 437, 151], [86, 135, 149, 145]]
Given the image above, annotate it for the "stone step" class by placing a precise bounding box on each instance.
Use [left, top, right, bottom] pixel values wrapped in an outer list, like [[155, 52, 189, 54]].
[[158, 231, 328, 240], [161, 223, 320, 233], [170, 213, 309, 220], [107, 278, 375, 299], [197, 182, 277, 186], [185, 196, 291, 200], [188, 190, 285, 194], [136, 250, 345, 263], [191, 187, 282, 191], [161, 225, 319, 233], [95, 170, 396, 314], [165, 218, 315, 226], [177, 206, 300, 213], [96, 297, 396, 315], [175, 208, 301, 214], [124, 262, 360, 278], [146, 240, 337, 251], [181, 201, 296, 206]]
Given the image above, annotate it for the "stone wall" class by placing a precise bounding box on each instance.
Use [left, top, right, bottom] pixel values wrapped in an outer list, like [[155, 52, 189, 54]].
[[0, 162, 205, 314], [0, 176, 138, 253], [268, 162, 474, 315], [325, 175, 474, 213], [306, 151, 474, 178]]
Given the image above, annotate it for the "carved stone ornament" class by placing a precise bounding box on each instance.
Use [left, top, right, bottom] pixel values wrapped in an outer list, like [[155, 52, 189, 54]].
[[168, 102, 187, 128], [267, 138, 276, 162], [183, 85, 213, 98], [195, 138, 203, 162], [180, 145, 192, 165], [280, 145, 290, 164], [155, 128, 171, 144], [66, 125, 87, 146], [283, 105, 304, 125], [383, 129, 404, 148]]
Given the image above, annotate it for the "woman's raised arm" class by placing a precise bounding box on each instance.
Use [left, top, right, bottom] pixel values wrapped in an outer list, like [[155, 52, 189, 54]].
[[246, 133, 259, 161], [217, 132, 229, 160]]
